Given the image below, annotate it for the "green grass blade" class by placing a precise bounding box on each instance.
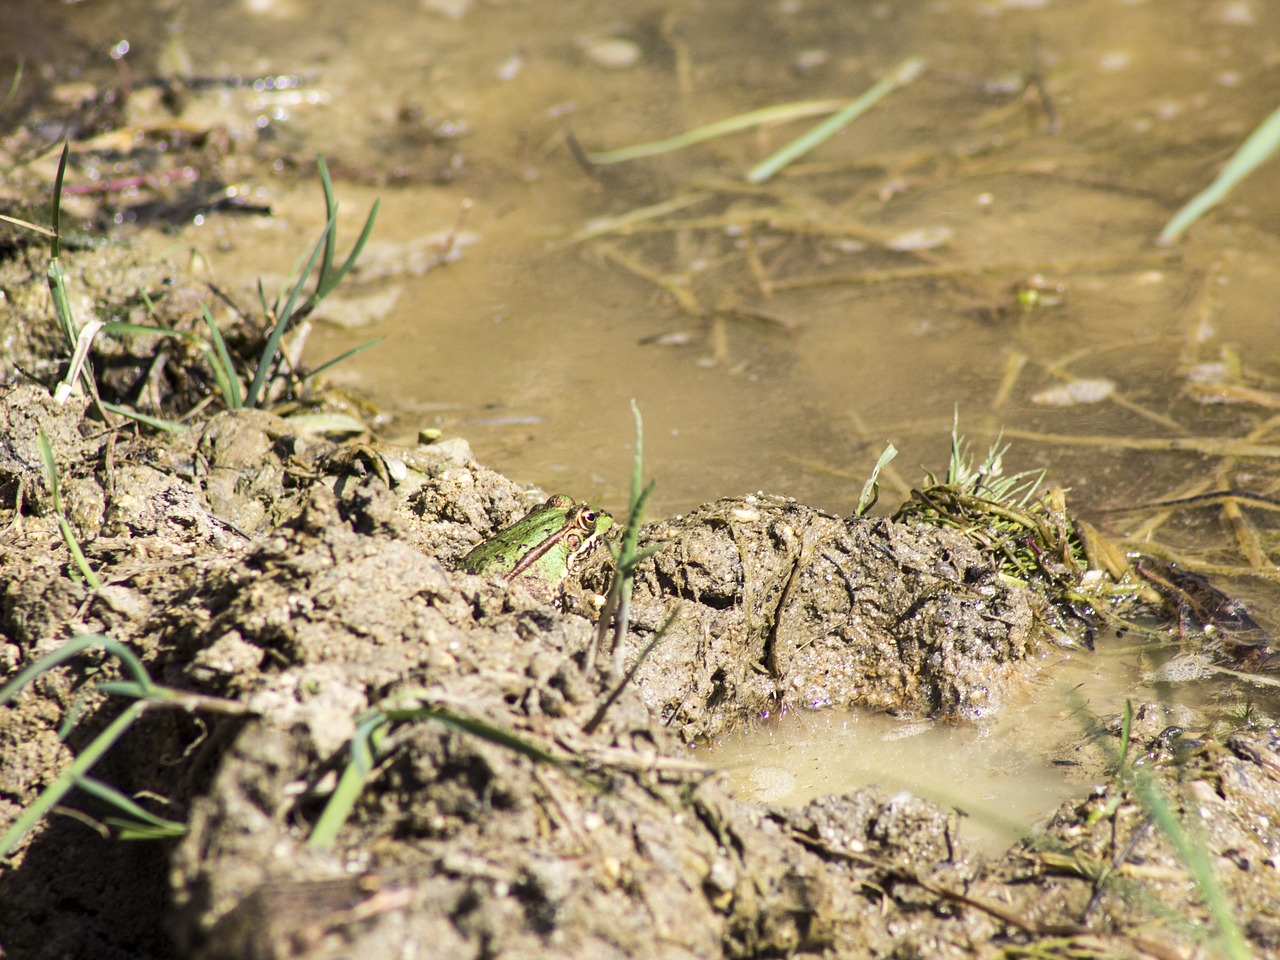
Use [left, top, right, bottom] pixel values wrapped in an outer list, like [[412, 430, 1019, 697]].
[[0, 635, 153, 709], [47, 254, 76, 350], [93, 681, 162, 699], [618, 400, 656, 571], [587, 99, 849, 165], [200, 304, 243, 408], [308, 711, 387, 849], [105, 818, 189, 841], [1116, 698, 1133, 779], [97, 401, 185, 433], [1132, 773, 1252, 960], [0, 58, 23, 114], [856, 443, 898, 517], [309, 157, 379, 304], [315, 200, 379, 303], [309, 701, 578, 849], [37, 431, 101, 588], [1158, 103, 1280, 245], [747, 57, 925, 184], [244, 215, 334, 408], [36, 430, 64, 515], [56, 515, 101, 588], [49, 142, 68, 262], [316, 157, 339, 295], [256, 278, 270, 319], [388, 705, 570, 771], [271, 212, 334, 335], [583, 607, 678, 736], [76, 776, 186, 839], [0, 702, 146, 858], [301, 337, 385, 384], [590, 400, 656, 679], [44, 148, 101, 402], [629, 399, 645, 506]]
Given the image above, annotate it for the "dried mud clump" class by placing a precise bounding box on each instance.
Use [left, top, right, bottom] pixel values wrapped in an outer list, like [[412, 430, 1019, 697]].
[[625, 495, 1039, 742]]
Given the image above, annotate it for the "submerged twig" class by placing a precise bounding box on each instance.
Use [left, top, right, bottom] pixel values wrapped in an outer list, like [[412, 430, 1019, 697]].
[[997, 427, 1280, 460], [768, 252, 1179, 291], [587, 100, 849, 165]]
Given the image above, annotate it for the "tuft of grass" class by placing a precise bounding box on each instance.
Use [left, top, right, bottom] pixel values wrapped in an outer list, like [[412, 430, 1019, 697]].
[[28, 147, 380, 425], [893, 422, 1063, 584], [242, 157, 379, 408], [0, 635, 252, 857], [892, 418, 1144, 637], [308, 695, 582, 850]]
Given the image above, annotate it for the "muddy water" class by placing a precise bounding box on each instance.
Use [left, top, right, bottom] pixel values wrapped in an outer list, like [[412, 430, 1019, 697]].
[[51, 0, 1280, 830], [709, 642, 1152, 852]]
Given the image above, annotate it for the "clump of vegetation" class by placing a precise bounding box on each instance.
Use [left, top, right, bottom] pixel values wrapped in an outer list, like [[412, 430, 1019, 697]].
[[890, 422, 1276, 679], [13, 145, 379, 429], [893, 425, 1132, 640]]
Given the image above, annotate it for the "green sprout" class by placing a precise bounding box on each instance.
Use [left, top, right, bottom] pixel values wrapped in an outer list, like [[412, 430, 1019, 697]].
[[37, 431, 100, 589], [30, 147, 380, 426]]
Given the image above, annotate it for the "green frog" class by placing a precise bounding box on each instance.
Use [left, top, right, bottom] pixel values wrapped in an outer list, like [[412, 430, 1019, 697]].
[[458, 494, 613, 600]]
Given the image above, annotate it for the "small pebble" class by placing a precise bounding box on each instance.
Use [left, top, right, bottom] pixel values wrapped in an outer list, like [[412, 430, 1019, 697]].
[[584, 37, 642, 70], [885, 225, 953, 252], [793, 49, 828, 73], [1031, 379, 1115, 406], [423, 0, 472, 19]]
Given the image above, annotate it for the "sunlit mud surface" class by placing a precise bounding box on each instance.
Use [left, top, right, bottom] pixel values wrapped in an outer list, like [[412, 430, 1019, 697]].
[[30, 0, 1280, 858]]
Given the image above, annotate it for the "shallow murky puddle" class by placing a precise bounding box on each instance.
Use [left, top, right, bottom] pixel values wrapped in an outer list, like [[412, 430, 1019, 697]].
[[707, 635, 1265, 849], [34, 0, 1280, 830]]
